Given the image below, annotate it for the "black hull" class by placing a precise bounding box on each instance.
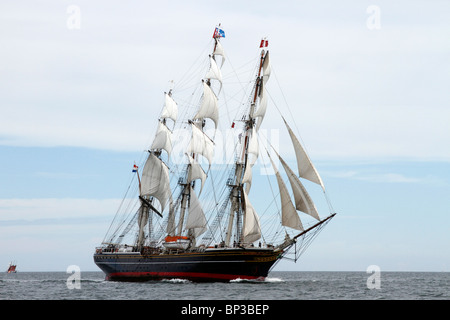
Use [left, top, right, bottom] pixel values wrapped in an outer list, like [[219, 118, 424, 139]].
[[94, 248, 282, 282]]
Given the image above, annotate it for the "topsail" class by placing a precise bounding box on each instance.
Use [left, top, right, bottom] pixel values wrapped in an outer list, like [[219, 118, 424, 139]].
[[195, 81, 219, 129], [161, 92, 178, 123]]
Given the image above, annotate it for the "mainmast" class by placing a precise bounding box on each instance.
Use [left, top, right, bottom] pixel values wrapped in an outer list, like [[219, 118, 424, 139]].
[[173, 25, 226, 245], [225, 39, 271, 247]]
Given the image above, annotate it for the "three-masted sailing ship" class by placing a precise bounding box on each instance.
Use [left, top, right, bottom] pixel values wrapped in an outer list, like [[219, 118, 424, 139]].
[[94, 26, 336, 282]]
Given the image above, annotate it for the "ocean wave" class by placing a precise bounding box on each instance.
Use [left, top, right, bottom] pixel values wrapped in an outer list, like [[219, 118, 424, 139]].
[[230, 277, 285, 283], [161, 278, 191, 284]]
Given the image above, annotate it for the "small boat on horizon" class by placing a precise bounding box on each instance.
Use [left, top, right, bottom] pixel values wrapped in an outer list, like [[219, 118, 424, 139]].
[[7, 262, 17, 273]]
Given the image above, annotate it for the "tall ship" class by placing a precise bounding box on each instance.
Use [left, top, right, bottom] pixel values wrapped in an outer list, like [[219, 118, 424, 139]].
[[94, 26, 336, 282]]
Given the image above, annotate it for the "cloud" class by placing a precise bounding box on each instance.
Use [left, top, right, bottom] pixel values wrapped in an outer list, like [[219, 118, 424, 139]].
[[0, 198, 123, 222], [1, 1, 449, 162], [324, 169, 445, 185], [355, 173, 420, 183]]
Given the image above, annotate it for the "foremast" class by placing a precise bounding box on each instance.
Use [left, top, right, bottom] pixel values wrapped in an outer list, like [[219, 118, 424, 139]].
[[134, 90, 178, 250], [224, 38, 336, 255]]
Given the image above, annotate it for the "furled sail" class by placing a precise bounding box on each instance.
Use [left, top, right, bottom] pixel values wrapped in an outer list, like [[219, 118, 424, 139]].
[[150, 121, 172, 155], [140, 153, 172, 213], [194, 81, 219, 128], [269, 154, 304, 231], [186, 154, 207, 196], [284, 119, 325, 190], [161, 92, 178, 122], [187, 123, 214, 165], [242, 188, 261, 243], [278, 155, 320, 221], [184, 186, 207, 237]]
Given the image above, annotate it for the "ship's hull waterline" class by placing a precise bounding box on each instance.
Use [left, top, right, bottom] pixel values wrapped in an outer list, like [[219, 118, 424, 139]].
[[94, 248, 282, 282]]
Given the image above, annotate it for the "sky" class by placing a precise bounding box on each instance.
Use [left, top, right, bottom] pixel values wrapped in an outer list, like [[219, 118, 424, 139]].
[[1, 0, 449, 273]]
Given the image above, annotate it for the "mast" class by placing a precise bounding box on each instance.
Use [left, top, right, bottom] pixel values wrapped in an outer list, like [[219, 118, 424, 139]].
[[135, 90, 178, 248], [175, 25, 225, 244], [225, 40, 270, 246], [177, 183, 190, 236]]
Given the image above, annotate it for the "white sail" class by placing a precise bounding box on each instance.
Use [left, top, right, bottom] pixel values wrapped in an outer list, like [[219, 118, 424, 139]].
[[254, 86, 267, 131], [166, 201, 176, 236], [150, 121, 172, 155], [213, 40, 225, 67], [241, 164, 252, 194], [140, 153, 172, 213], [184, 186, 207, 237], [269, 155, 304, 231], [137, 203, 149, 246], [186, 154, 207, 196], [205, 55, 222, 83], [284, 119, 325, 190], [187, 123, 214, 165], [194, 81, 219, 128], [254, 50, 270, 131], [262, 51, 271, 85], [161, 93, 178, 122], [242, 189, 261, 244], [241, 128, 259, 193], [279, 155, 320, 221], [247, 128, 259, 166]]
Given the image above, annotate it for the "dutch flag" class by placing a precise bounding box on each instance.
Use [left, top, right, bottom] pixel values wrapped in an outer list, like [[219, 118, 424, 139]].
[[260, 38, 269, 48]]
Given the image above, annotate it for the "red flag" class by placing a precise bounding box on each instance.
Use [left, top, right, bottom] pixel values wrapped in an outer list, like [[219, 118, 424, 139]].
[[260, 39, 268, 48], [231, 122, 235, 128]]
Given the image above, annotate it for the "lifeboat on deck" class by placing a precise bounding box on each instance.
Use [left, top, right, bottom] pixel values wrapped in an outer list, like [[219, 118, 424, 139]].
[[163, 236, 190, 250]]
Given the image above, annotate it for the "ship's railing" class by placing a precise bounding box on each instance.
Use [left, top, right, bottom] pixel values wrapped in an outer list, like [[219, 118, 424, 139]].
[[95, 244, 135, 253]]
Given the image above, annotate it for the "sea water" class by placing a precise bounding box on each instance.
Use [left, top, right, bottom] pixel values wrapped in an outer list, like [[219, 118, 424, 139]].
[[1, 271, 448, 300]]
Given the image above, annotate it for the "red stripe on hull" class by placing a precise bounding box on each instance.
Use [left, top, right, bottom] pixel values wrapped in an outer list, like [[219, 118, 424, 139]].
[[106, 271, 264, 282]]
